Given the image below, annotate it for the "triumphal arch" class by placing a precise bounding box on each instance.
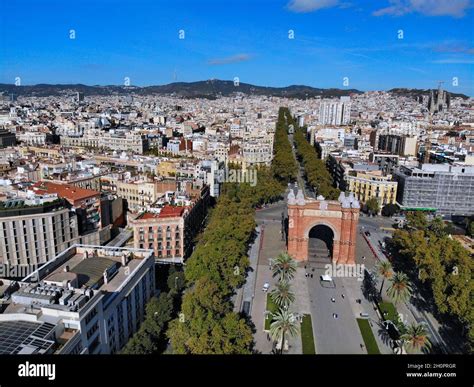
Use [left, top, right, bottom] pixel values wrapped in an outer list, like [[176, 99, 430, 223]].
[[287, 190, 360, 265]]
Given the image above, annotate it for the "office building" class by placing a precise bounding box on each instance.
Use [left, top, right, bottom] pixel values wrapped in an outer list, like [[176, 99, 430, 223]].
[[0, 245, 155, 354], [394, 164, 474, 215]]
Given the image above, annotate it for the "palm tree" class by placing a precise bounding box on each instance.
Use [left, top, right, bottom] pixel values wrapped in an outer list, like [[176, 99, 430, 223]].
[[269, 309, 299, 354], [272, 252, 297, 282], [387, 272, 412, 305], [376, 260, 393, 297], [270, 281, 295, 310], [401, 323, 431, 353]]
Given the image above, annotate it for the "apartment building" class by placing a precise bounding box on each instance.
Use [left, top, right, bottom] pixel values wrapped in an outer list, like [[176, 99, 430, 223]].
[[377, 134, 417, 157], [346, 171, 398, 206], [130, 186, 210, 262], [0, 198, 79, 272], [115, 179, 177, 213], [31, 181, 101, 234], [0, 245, 155, 354], [61, 131, 149, 154], [319, 97, 351, 126]]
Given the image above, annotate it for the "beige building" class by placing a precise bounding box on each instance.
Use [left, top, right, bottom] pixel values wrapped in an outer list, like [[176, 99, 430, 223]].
[[0, 200, 79, 272], [347, 171, 398, 206], [115, 179, 177, 213]]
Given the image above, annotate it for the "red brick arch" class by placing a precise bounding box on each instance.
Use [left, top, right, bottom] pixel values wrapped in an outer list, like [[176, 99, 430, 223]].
[[287, 192, 359, 264]]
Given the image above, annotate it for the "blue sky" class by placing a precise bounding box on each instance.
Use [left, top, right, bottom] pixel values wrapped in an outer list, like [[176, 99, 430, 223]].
[[1, 0, 473, 95]]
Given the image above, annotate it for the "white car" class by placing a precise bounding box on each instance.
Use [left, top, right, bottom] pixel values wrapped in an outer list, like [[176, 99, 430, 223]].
[[262, 283, 270, 292]]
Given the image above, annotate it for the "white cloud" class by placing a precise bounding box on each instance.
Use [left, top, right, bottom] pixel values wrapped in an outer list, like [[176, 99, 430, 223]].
[[373, 0, 471, 18], [208, 54, 251, 65], [287, 0, 340, 13], [432, 58, 474, 64]]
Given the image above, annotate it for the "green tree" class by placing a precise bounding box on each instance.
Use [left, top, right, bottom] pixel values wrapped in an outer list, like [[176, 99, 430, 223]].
[[401, 323, 431, 353], [269, 309, 300, 354], [428, 217, 446, 237], [270, 280, 295, 310], [121, 293, 173, 354], [121, 330, 157, 354], [365, 198, 380, 215], [382, 203, 400, 217], [387, 272, 412, 305], [376, 260, 393, 297], [167, 277, 253, 354], [467, 220, 474, 237], [406, 211, 428, 230], [271, 252, 297, 283], [167, 268, 185, 295]]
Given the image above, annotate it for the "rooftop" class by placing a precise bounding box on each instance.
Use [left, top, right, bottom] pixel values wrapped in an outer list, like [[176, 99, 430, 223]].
[[32, 181, 100, 202]]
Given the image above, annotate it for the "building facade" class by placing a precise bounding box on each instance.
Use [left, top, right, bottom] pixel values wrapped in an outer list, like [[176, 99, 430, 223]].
[[346, 171, 398, 206], [0, 199, 79, 272], [0, 245, 155, 355], [319, 97, 351, 126], [394, 164, 474, 215]]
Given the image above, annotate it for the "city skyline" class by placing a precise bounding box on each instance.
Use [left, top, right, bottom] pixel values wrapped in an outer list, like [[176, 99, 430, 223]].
[[1, 0, 473, 95]]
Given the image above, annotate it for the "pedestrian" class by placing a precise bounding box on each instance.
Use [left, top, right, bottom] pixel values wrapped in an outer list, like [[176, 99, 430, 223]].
[[331, 297, 335, 303], [310, 274, 313, 278], [341, 294, 345, 299]]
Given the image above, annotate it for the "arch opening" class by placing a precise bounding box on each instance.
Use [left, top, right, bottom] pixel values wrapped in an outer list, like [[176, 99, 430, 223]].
[[308, 224, 334, 264]]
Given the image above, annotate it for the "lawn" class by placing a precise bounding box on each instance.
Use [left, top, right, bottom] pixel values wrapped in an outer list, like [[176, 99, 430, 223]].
[[379, 301, 398, 323], [264, 293, 278, 331], [357, 318, 381, 354], [300, 314, 316, 354]]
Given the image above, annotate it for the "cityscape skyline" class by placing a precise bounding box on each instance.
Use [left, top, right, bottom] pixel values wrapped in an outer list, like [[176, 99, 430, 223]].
[[1, 0, 473, 95], [0, 1, 472, 383]]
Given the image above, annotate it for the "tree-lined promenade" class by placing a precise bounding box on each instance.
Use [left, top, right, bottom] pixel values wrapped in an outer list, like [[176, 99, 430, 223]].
[[289, 111, 340, 200], [390, 212, 474, 353], [165, 107, 298, 353]]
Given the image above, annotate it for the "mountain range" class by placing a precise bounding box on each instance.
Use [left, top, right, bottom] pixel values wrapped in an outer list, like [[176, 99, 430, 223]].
[[0, 80, 469, 99]]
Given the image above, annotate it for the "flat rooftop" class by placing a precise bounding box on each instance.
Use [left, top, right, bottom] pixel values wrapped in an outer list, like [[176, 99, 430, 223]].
[[43, 250, 143, 293], [0, 320, 55, 355]]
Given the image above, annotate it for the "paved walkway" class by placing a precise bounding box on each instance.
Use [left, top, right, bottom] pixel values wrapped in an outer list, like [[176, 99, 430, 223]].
[[233, 226, 261, 314]]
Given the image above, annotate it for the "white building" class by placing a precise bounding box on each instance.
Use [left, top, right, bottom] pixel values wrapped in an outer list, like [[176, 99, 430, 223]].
[[0, 245, 155, 354], [319, 96, 351, 126]]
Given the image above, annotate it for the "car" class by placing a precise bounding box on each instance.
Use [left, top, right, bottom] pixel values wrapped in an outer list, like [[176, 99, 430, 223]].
[[262, 283, 270, 292], [242, 301, 251, 316], [320, 274, 333, 282]]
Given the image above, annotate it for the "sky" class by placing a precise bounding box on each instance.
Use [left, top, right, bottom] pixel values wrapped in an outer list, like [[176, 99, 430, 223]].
[[0, 0, 473, 95]]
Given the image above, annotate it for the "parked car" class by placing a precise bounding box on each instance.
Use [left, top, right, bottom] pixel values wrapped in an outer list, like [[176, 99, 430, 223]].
[[262, 283, 270, 292]]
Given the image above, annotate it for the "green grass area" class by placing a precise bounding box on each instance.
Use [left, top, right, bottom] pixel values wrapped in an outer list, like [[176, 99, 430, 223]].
[[300, 314, 316, 354], [357, 318, 381, 354], [264, 293, 278, 331], [379, 301, 398, 322]]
